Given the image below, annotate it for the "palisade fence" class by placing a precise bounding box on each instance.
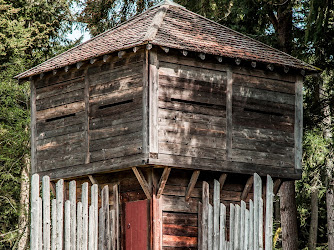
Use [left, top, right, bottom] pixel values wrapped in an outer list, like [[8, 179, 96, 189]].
[[199, 173, 274, 250], [30, 174, 119, 250]]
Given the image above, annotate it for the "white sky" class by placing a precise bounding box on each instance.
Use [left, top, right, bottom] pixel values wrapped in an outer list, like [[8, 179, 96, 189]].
[[66, 2, 91, 43]]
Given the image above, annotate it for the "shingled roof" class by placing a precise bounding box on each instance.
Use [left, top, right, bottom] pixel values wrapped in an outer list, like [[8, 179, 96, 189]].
[[15, 0, 318, 79]]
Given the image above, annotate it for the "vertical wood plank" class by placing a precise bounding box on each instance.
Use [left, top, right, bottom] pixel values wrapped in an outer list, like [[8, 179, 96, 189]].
[[77, 202, 83, 250], [69, 181, 76, 250], [30, 81, 37, 173], [39, 197, 43, 250], [244, 209, 250, 250], [202, 181, 209, 250], [43, 176, 51, 250], [265, 175, 274, 250], [213, 179, 220, 249], [149, 49, 159, 154], [254, 173, 262, 250], [51, 199, 57, 250], [110, 209, 115, 249], [89, 205, 95, 250], [82, 182, 88, 250], [64, 200, 71, 250], [84, 73, 90, 165], [295, 76, 303, 169], [229, 204, 235, 250], [234, 204, 240, 250], [249, 200, 254, 250], [30, 174, 39, 250], [102, 185, 110, 250], [113, 184, 120, 250], [226, 69, 233, 160], [153, 194, 162, 250], [219, 203, 226, 250], [208, 204, 213, 250], [142, 49, 149, 157], [259, 197, 264, 250], [198, 202, 203, 249], [91, 184, 99, 250], [56, 179, 64, 250], [98, 207, 104, 250], [240, 201, 246, 250]]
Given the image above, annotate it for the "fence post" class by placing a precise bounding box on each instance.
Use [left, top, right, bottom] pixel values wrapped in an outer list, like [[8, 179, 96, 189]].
[[202, 181, 209, 250], [51, 199, 57, 250], [253, 173, 262, 250], [69, 181, 76, 249], [249, 199, 254, 250], [89, 205, 96, 250], [91, 184, 98, 250], [265, 175, 274, 250], [56, 179, 64, 250], [43, 176, 51, 250], [229, 203, 235, 250], [219, 203, 226, 250], [240, 200, 246, 250], [77, 202, 83, 250], [39, 197, 43, 250], [31, 174, 40, 250], [65, 200, 71, 250], [244, 208, 249, 250], [208, 204, 213, 250], [102, 185, 110, 250], [234, 204, 240, 250], [82, 182, 88, 250], [213, 180, 220, 250]]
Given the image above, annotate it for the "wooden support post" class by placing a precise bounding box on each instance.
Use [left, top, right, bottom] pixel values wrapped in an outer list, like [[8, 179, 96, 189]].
[[132, 167, 152, 199], [219, 173, 228, 191], [295, 76, 303, 170], [241, 176, 254, 200], [185, 170, 200, 201], [273, 179, 282, 195], [157, 167, 171, 199]]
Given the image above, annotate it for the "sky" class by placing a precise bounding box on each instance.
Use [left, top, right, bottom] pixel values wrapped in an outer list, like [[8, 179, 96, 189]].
[[66, 2, 91, 43]]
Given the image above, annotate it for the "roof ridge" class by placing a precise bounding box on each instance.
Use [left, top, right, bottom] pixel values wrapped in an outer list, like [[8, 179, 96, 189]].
[[169, 6, 317, 70], [143, 4, 169, 41]]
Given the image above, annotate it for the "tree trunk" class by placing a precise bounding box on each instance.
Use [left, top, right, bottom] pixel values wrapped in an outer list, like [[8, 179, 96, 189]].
[[308, 188, 318, 250], [279, 181, 298, 250], [17, 156, 30, 250], [327, 182, 334, 249]]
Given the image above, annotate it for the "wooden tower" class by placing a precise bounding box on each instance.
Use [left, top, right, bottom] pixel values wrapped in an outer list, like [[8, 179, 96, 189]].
[[17, 0, 318, 248]]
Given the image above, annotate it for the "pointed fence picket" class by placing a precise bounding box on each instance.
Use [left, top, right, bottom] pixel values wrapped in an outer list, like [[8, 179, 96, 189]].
[[199, 173, 274, 250], [30, 174, 119, 250]]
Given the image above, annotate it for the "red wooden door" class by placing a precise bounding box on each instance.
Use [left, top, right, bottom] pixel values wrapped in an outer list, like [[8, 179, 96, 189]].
[[125, 199, 149, 250]]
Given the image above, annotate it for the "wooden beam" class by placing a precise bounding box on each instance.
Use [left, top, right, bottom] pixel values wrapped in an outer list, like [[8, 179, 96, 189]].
[[226, 69, 233, 160], [185, 170, 200, 201], [90, 58, 97, 64], [88, 175, 98, 185], [103, 55, 110, 62], [118, 51, 126, 58], [161, 46, 169, 53], [273, 179, 282, 195], [219, 173, 228, 191], [132, 167, 152, 199], [156, 167, 171, 199], [76, 61, 83, 69], [241, 176, 254, 200], [295, 75, 303, 170], [133, 47, 139, 53], [50, 181, 56, 197]]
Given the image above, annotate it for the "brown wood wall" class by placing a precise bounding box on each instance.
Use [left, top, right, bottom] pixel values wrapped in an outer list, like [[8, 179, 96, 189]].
[[34, 50, 145, 178]]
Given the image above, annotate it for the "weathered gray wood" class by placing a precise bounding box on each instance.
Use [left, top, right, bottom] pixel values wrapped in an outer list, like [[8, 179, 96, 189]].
[[219, 173, 228, 191], [132, 167, 152, 199], [142, 49, 149, 157], [202, 181, 209, 250], [198, 202, 203, 249], [208, 204, 213, 250], [77, 202, 83, 250], [229, 203, 235, 250], [110, 209, 116, 250], [240, 201, 246, 250], [157, 167, 171, 199], [84, 73, 90, 165], [265, 175, 274, 250], [219, 203, 226, 250], [249, 200, 254, 250], [51, 199, 57, 250], [30, 81, 37, 173], [69, 181, 76, 249], [241, 176, 254, 200], [39, 197, 43, 250], [295, 75, 303, 169], [65, 200, 71, 250], [149, 49, 159, 154], [244, 208, 250, 250], [56, 179, 64, 250], [36, 101, 85, 121], [185, 170, 200, 201], [234, 204, 241, 250], [82, 182, 88, 250], [89, 205, 95, 250], [161, 195, 199, 213], [91, 184, 99, 250], [43, 175, 51, 250], [102, 185, 111, 250], [253, 173, 262, 250], [259, 197, 264, 250], [226, 69, 233, 159], [112, 184, 120, 250], [213, 179, 220, 249], [98, 207, 104, 250]]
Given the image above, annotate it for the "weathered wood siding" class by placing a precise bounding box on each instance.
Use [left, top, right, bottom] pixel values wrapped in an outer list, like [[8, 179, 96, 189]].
[[33, 51, 145, 178], [155, 53, 228, 171]]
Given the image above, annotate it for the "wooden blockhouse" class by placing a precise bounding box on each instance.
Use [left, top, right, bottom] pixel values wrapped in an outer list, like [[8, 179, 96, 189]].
[[17, 0, 318, 248]]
